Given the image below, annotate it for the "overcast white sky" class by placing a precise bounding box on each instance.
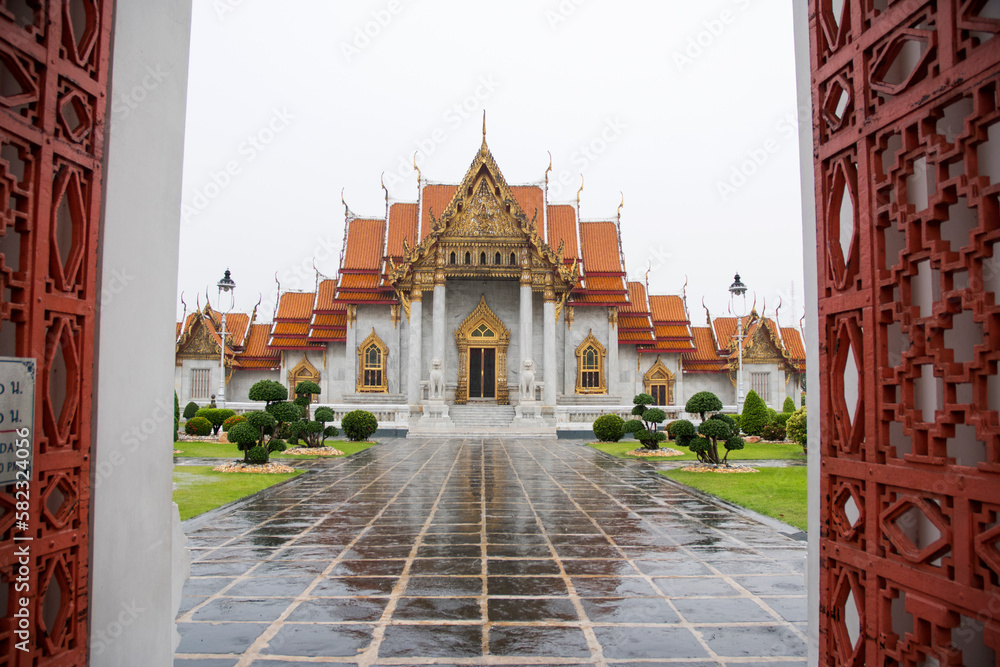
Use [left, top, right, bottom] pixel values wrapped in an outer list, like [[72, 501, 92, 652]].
[[177, 0, 805, 327]]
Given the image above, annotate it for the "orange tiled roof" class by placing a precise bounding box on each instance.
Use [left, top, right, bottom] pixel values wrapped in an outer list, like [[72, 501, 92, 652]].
[[309, 311, 347, 342], [683, 327, 728, 372], [223, 312, 251, 348], [236, 323, 280, 369], [650, 295, 688, 322], [387, 202, 419, 258], [338, 274, 381, 290], [275, 292, 315, 321], [547, 205, 579, 260], [511, 186, 544, 240], [421, 184, 457, 240], [272, 321, 309, 336], [316, 279, 338, 310], [583, 276, 628, 293], [343, 218, 385, 271], [781, 327, 806, 361], [572, 290, 628, 304], [619, 330, 657, 342], [655, 324, 693, 340], [579, 221, 623, 273], [621, 282, 650, 314]]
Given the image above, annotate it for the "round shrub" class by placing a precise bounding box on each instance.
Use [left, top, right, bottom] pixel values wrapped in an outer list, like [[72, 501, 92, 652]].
[[294, 380, 321, 397], [227, 421, 259, 451], [767, 407, 778, 423], [314, 407, 335, 423], [183, 401, 200, 419], [593, 414, 625, 442], [196, 408, 236, 435], [710, 413, 736, 429], [248, 379, 287, 405], [323, 425, 339, 438], [669, 419, 696, 447], [266, 401, 301, 425], [783, 396, 797, 413], [222, 414, 246, 432], [267, 439, 287, 453], [342, 410, 378, 442], [622, 419, 643, 435], [246, 446, 269, 464], [761, 423, 786, 442], [774, 412, 791, 427], [787, 407, 807, 445], [244, 410, 276, 442], [740, 390, 769, 437], [184, 416, 212, 436], [686, 391, 723, 420]]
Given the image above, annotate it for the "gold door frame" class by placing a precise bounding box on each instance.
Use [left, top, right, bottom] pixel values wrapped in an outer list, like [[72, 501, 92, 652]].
[[454, 295, 510, 405]]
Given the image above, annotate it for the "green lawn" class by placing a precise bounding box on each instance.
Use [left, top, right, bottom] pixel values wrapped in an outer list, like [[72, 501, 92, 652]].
[[174, 440, 377, 459], [173, 466, 305, 520], [588, 440, 806, 462], [661, 466, 807, 531]]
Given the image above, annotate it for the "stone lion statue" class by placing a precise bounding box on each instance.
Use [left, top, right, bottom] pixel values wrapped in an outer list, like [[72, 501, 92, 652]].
[[520, 358, 535, 400], [429, 357, 444, 399]]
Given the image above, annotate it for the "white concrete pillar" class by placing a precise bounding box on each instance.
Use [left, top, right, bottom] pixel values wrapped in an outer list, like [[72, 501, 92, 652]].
[[408, 293, 423, 404], [543, 299, 556, 406], [345, 306, 357, 395], [433, 283, 446, 366], [520, 282, 533, 388], [608, 307, 619, 396]]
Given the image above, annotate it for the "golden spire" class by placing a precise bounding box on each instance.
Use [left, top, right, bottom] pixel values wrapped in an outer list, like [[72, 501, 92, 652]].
[[412, 151, 421, 183], [481, 110, 488, 155]]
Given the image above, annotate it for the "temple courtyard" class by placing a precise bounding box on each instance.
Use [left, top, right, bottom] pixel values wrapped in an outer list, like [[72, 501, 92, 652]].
[[174, 438, 808, 665]]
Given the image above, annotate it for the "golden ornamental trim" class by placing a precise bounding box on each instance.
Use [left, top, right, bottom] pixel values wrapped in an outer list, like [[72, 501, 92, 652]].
[[356, 328, 388, 393], [643, 355, 676, 405], [454, 295, 510, 405], [575, 329, 607, 395]]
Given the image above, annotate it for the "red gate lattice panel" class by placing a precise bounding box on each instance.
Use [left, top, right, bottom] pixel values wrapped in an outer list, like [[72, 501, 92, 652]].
[[0, 1, 114, 664], [811, 0, 1000, 663]]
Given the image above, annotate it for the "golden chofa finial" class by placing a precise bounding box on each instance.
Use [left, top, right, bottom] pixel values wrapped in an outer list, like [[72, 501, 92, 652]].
[[576, 174, 585, 206], [481, 110, 488, 155], [617, 192, 624, 222]]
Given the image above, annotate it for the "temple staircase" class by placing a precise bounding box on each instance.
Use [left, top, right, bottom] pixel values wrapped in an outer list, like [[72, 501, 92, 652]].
[[408, 403, 555, 437]]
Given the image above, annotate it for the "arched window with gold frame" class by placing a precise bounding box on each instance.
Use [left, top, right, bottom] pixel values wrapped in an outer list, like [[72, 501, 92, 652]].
[[575, 330, 607, 394], [643, 355, 675, 406], [288, 354, 321, 401], [357, 328, 388, 393]]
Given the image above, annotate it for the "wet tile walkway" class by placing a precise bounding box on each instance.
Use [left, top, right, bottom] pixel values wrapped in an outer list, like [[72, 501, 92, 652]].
[[175, 438, 808, 666]]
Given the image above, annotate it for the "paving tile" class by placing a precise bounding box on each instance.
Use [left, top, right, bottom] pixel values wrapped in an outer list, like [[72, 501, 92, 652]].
[[286, 597, 388, 622], [403, 575, 483, 596], [761, 595, 810, 622], [262, 623, 373, 657], [182, 577, 236, 597], [733, 575, 808, 596], [672, 596, 779, 623], [192, 597, 294, 622], [487, 597, 580, 622], [224, 576, 314, 597], [592, 625, 709, 660], [489, 625, 591, 657], [176, 622, 269, 655], [698, 624, 807, 658], [393, 596, 483, 620], [651, 575, 741, 598], [379, 624, 482, 658]]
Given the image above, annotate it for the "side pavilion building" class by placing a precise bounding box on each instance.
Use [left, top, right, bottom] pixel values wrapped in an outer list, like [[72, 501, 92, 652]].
[[175, 133, 805, 434]]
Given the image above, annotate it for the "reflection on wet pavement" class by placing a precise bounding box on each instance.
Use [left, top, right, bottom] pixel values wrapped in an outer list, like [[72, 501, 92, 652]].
[[175, 437, 808, 666]]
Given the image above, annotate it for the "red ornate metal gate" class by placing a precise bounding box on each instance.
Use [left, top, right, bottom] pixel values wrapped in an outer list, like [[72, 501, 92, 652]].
[[811, 0, 1000, 663], [0, 0, 114, 663]]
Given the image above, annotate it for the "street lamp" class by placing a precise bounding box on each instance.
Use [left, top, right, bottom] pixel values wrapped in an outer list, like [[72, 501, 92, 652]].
[[216, 269, 236, 409], [729, 273, 748, 415]]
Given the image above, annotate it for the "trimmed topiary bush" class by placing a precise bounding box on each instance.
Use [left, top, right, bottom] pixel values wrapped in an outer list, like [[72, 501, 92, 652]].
[[174, 391, 180, 435], [762, 422, 786, 442], [783, 396, 796, 413], [227, 421, 259, 461], [267, 439, 287, 453], [184, 416, 212, 436], [244, 410, 276, 446], [324, 425, 339, 439], [697, 414, 744, 465], [314, 407, 337, 446], [593, 414, 625, 442], [774, 412, 791, 427], [629, 394, 668, 450], [766, 407, 778, 423], [787, 407, 807, 446], [686, 391, 723, 421], [740, 390, 769, 437], [183, 401, 200, 419], [222, 414, 246, 432], [342, 410, 378, 442], [246, 446, 269, 464], [248, 379, 287, 406], [196, 408, 236, 435], [668, 419, 696, 447]]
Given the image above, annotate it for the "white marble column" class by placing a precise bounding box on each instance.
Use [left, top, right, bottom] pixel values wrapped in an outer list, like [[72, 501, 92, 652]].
[[543, 298, 556, 406], [345, 305, 357, 395], [433, 282, 446, 366], [407, 289, 423, 404], [607, 307, 619, 396], [520, 271, 533, 399]]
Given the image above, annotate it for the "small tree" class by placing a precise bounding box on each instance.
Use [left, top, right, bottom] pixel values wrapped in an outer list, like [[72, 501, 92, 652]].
[[174, 392, 180, 436], [228, 421, 261, 463], [783, 396, 796, 413], [266, 401, 301, 444], [294, 381, 321, 420], [740, 390, 769, 436], [787, 407, 807, 448], [248, 379, 287, 406], [696, 414, 745, 465], [624, 394, 667, 450], [668, 419, 696, 447], [314, 407, 336, 446], [244, 410, 276, 448], [183, 401, 200, 419], [685, 391, 723, 421]]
